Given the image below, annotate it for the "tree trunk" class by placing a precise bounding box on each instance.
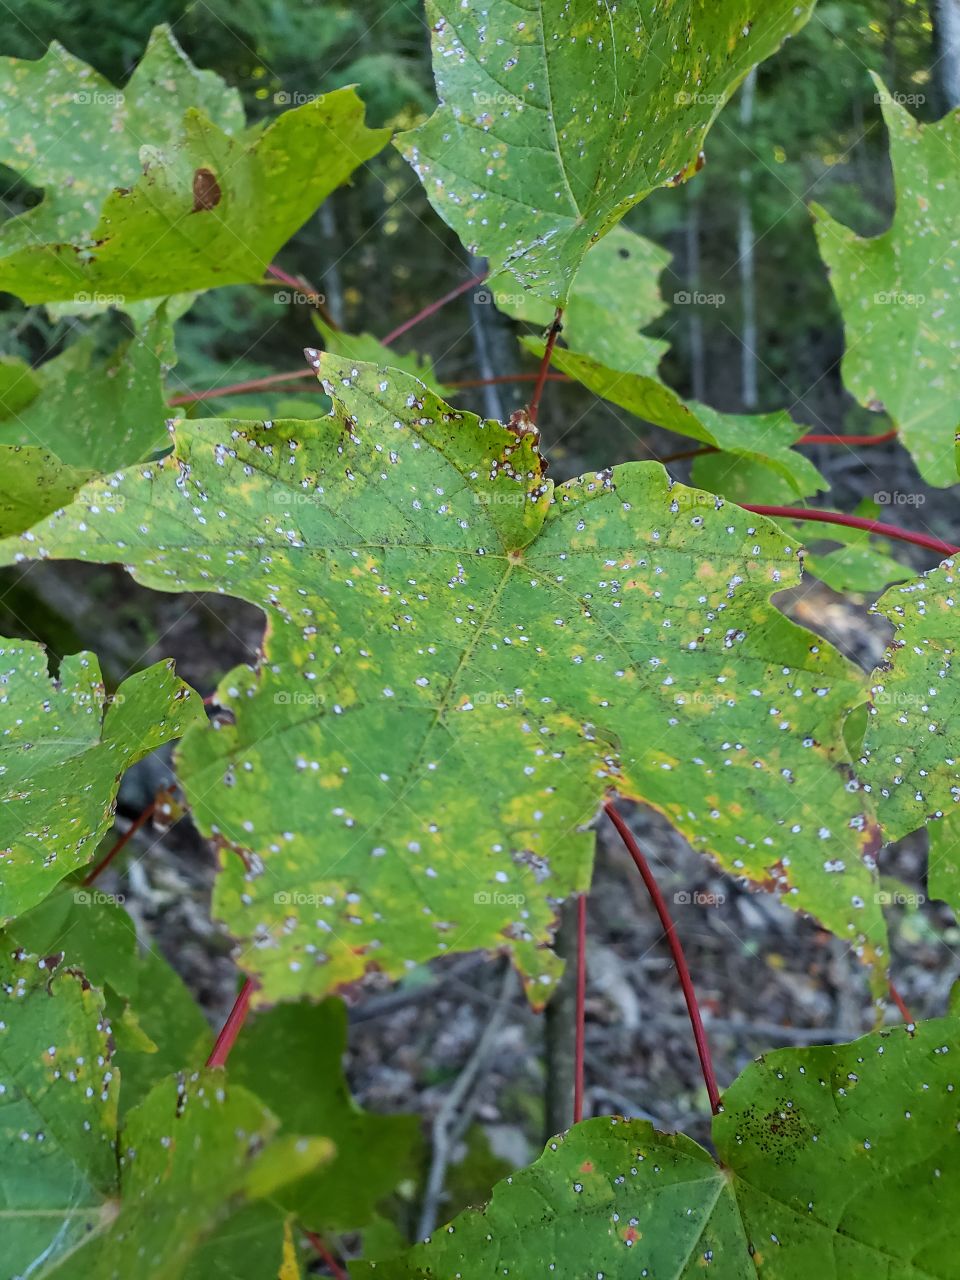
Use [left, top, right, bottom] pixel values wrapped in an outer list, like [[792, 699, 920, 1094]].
[[543, 897, 580, 1139], [318, 200, 345, 328], [685, 183, 706, 403], [737, 68, 759, 410], [933, 0, 960, 112], [468, 254, 524, 422]]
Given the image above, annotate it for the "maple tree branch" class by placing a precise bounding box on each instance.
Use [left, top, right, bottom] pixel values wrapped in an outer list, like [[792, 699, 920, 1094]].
[[527, 307, 564, 424], [206, 977, 257, 1068], [265, 263, 338, 329], [658, 429, 898, 466], [742, 504, 959, 557], [305, 1233, 348, 1280], [381, 272, 488, 346], [799, 428, 898, 446], [452, 371, 570, 389], [574, 893, 587, 1124], [889, 980, 915, 1025], [604, 801, 721, 1114], [82, 789, 171, 886], [168, 367, 317, 405]]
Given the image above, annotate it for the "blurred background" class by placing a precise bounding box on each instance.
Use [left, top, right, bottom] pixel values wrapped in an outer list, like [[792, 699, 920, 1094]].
[[1, 0, 957, 1240]]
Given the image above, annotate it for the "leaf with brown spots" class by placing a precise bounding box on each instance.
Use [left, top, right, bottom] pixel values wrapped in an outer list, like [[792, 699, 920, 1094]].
[[0, 26, 388, 303], [0, 356, 888, 1004], [358, 1018, 960, 1278]]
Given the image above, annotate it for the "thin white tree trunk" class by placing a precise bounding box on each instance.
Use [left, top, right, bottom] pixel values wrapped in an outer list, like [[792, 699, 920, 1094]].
[[737, 68, 758, 410], [934, 0, 960, 110], [686, 183, 706, 403]]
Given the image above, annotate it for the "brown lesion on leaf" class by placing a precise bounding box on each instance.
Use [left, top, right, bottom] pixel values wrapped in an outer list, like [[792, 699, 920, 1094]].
[[191, 167, 222, 212]]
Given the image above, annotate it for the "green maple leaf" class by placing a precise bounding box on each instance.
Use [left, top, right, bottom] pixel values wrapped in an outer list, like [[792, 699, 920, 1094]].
[[531, 340, 827, 501], [0, 26, 389, 304], [185, 1206, 307, 1280], [8, 891, 212, 1114], [0, 355, 41, 413], [859, 559, 960, 844], [0, 951, 330, 1279], [0, 639, 203, 922], [0, 312, 171, 471], [0, 357, 886, 1001], [228, 999, 420, 1231], [0, 447, 95, 538], [813, 78, 960, 487], [360, 1017, 960, 1278], [928, 809, 960, 919], [397, 0, 815, 304], [490, 224, 671, 373]]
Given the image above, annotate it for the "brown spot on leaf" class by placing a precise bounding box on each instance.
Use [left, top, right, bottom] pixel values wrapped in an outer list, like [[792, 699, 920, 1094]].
[[192, 168, 222, 213]]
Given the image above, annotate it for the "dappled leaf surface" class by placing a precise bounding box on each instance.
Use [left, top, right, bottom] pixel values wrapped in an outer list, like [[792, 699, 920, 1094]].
[[0, 357, 887, 1002], [0, 950, 119, 1280], [813, 80, 960, 487], [397, 0, 815, 304], [859, 559, 960, 843], [0, 26, 389, 303], [928, 809, 960, 919], [0, 640, 203, 921], [490, 225, 670, 373], [9, 891, 211, 1113], [0, 948, 330, 1279], [361, 1018, 960, 1278], [0, 446, 94, 537]]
